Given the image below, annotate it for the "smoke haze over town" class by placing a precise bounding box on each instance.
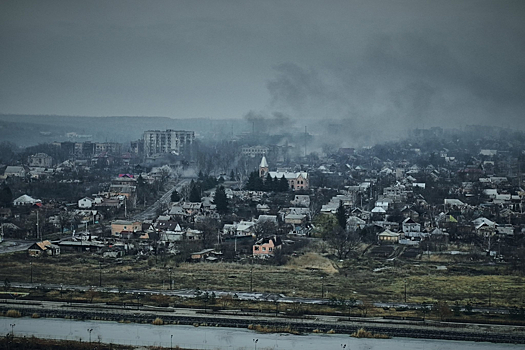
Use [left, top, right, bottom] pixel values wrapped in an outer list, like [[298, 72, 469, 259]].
[[5, 3, 525, 348], [1, 0, 524, 147]]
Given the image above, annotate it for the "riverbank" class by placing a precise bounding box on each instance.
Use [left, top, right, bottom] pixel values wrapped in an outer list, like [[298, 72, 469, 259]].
[[0, 335, 137, 350], [1, 299, 524, 344], [2, 317, 523, 350]]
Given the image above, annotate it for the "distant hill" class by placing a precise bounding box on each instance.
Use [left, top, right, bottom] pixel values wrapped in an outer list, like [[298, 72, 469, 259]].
[[0, 114, 248, 147]]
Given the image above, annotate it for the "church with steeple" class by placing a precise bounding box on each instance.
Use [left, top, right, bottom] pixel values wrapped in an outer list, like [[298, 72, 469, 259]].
[[259, 156, 269, 178], [259, 156, 309, 191]]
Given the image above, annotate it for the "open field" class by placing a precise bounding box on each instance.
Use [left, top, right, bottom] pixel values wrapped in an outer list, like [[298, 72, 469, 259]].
[[0, 249, 524, 310]]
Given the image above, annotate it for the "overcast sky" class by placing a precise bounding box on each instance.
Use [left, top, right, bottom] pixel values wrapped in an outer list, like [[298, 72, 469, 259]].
[[1, 0, 524, 131]]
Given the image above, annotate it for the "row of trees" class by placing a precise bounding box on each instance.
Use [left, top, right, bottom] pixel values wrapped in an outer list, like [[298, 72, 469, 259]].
[[245, 171, 289, 192]]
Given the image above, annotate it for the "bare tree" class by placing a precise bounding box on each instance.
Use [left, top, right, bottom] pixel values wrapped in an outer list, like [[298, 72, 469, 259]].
[[196, 217, 220, 249], [433, 300, 452, 321], [325, 226, 361, 260], [253, 220, 278, 239]]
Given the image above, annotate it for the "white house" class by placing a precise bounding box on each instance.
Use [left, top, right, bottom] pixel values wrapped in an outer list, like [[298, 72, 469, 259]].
[[402, 218, 421, 233], [4, 166, 26, 178], [13, 194, 40, 206], [375, 198, 392, 210], [378, 229, 400, 243], [78, 197, 93, 209]]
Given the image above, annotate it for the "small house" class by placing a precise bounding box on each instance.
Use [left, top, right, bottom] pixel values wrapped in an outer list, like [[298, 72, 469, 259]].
[[111, 220, 142, 236], [253, 236, 282, 257], [378, 229, 400, 244], [13, 194, 40, 206], [190, 248, 219, 261], [28, 240, 60, 257], [78, 197, 93, 209]]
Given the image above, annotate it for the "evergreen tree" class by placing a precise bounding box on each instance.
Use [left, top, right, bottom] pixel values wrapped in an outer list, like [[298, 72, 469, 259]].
[[214, 185, 228, 214], [245, 171, 263, 191], [189, 180, 201, 202], [137, 174, 146, 187], [0, 185, 12, 207], [245, 171, 257, 190], [265, 173, 274, 192], [279, 175, 289, 192], [230, 170, 236, 181], [336, 200, 347, 231], [170, 189, 181, 202]]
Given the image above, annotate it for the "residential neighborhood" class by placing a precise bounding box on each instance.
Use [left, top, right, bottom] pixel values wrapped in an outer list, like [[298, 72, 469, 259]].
[[2, 1, 525, 347], [1, 123, 525, 343], [2, 125, 525, 268]]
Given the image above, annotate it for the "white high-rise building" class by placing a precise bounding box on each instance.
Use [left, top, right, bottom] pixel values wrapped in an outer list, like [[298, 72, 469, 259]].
[[143, 130, 195, 157]]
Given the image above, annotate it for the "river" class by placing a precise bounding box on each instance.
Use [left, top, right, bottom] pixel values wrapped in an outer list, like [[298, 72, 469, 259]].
[[0, 317, 521, 350]]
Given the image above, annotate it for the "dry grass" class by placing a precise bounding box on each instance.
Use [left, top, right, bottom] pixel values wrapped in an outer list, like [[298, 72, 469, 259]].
[[1, 250, 525, 310], [351, 328, 390, 339], [287, 252, 338, 274], [248, 324, 300, 335]]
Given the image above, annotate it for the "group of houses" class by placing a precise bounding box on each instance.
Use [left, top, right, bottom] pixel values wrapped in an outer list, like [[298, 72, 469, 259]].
[[11, 127, 525, 266]]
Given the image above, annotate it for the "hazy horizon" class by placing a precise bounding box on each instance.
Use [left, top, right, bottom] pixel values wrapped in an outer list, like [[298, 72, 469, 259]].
[[1, 1, 524, 136]]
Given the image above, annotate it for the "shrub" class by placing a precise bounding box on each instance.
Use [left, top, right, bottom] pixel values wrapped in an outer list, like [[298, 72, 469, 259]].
[[31, 313, 40, 318], [248, 324, 300, 335], [351, 328, 390, 339], [6, 309, 21, 318], [152, 317, 164, 325]]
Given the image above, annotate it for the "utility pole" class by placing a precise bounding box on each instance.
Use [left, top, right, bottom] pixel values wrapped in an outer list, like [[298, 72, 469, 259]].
[[404, 279, 407, 303], [87, 328, 93, 344], [488, 283, 492, 307], [250, 266, 253, 292], [99, 261, 102, 287], [30, 262, 33, 284], [36, 211, 39, 240]]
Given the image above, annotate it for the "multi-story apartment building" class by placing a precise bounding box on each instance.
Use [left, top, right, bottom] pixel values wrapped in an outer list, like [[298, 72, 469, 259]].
[[28, 153, 53, 167], [74, 142, 95, 155], [54, 141, 122, 156], [241, 145, 270, 158], [143, 130, 195, 157], [94, 142, 121, 154]]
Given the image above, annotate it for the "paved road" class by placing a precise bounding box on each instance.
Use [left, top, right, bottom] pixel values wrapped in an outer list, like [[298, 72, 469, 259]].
[[0, 239, 34, 254], [133, 178, 191, 221]]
